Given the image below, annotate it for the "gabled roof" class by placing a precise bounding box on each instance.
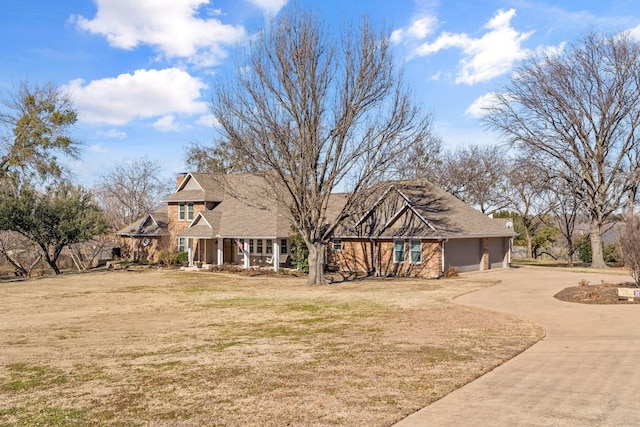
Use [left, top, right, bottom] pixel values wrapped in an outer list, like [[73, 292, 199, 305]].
[[116, 206, 169, 237], [336, 180, 516, 240], [177, 174, 291, 239], [164, 172, 225, 203]]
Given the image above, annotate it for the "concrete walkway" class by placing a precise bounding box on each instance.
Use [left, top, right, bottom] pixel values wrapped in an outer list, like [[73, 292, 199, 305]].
[[393, 266, 640, 427]]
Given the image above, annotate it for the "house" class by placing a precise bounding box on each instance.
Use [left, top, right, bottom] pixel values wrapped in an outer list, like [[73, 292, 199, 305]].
[[116, 206, 169, 261], [117, 173, 515, 276], [118, 172, 292, 270], [327, 180, 516, 277]]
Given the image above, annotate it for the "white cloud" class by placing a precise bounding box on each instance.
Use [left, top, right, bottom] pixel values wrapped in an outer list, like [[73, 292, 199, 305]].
[[465, 92, 501, 118], [414, 9, 532, 85], [630, 24, 640, 41], [153, 115, 184, 132], [534, 41, 566, 57], [63, 68, 208, 126], [97, 129, 127, 139], [391, 15, 437, 44], [195, 114, 219, 128], [245, 0, 288, 16], [72, 0, 245, 66], [89, 143, 110, 153]]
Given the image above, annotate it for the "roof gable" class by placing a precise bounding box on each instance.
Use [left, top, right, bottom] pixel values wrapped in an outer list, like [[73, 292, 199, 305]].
[[338, 180, 515, 239]]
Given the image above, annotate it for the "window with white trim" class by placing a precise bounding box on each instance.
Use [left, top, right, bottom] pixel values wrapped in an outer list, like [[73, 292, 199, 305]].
[[249, 239, 255, 254], [257, 239, 263, 254], [333, 239, 343, 252], [410, 240, 422, 264], [280, 239, 287, 254], [394, 240, 405, 263], [266, 239, 273, 254], [178, 203, 185, 220], [178, 237, 185, 252], [187, 203, 194, 220]]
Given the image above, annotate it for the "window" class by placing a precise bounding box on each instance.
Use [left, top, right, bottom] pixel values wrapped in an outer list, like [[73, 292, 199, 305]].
[[178, 238, 185, 252], [394, 240, 405, 263], [237, 239, 245, 254], [257, 239, 263, 254], [266, 239, 273, 254], [179, 203, 194, 220], [332, 239, 342, 252], [280, 239, 287, 254], [249, 239, 255, 254], [410, 240, 422, 264]]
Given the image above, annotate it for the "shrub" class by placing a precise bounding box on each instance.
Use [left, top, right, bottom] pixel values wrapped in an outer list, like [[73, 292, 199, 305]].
[[444, 266, 459, 278], [174, 251, 188, 265], [575, 235, 618, 264], [289, 232, 309, 273], [574, 235, 592, 263]]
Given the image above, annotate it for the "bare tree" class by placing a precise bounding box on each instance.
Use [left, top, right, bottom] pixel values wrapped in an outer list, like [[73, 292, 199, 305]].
[[484, 32, 640, 268], [433, 144, 509, 214], [618, 215, 640, 286], [543, 170, 584, 267], [184, 141, 249, 174], [212, 6, 434, 285], [94, 157, 173, 230], [504, 155, 550, 258]]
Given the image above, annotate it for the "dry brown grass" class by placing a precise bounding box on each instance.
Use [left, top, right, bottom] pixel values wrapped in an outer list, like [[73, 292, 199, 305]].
[[0, 269, 543, 426]]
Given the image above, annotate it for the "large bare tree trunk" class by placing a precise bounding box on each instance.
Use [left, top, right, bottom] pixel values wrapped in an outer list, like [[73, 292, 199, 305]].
[[306, 243, 325, 285], [589, 218, 607, 269]]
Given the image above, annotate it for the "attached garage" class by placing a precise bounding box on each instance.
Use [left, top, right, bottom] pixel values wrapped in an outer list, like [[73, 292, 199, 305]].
[[488, 237, 508, 269], [444, 238, 483, 273]]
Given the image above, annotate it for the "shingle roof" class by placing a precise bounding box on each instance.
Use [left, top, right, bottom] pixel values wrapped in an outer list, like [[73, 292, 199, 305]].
[[177, 174, 291, 238], [116, 206, 169, 237], [335, 180, 516, 239]]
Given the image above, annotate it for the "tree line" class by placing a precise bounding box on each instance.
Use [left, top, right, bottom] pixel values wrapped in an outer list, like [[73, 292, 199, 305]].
[[2, 5, 640, 284]]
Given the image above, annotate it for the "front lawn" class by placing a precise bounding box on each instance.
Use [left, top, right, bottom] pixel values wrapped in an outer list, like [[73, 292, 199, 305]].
[[0, 270, 542, 426]]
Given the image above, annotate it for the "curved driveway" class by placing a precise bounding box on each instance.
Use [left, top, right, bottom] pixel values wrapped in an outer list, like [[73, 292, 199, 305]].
[[394, 266, 640, 426]]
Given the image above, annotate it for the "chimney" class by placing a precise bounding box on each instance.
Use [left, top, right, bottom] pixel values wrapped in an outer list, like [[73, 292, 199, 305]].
[[176, 172, 187, 189]]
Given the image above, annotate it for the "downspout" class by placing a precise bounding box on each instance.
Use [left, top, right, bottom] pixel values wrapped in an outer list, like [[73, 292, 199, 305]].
[[441, 239, 448, 277]]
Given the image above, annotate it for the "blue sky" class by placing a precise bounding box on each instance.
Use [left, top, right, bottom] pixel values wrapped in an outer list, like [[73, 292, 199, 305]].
[[1, 0, 639, 186]]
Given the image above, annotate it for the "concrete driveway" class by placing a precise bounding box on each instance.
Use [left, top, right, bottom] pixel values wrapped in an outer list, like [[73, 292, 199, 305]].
[[393, 266, 640, 427]]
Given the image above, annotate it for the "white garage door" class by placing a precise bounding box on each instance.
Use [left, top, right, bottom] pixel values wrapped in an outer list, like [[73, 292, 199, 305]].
[[444, 238, 482, 273]]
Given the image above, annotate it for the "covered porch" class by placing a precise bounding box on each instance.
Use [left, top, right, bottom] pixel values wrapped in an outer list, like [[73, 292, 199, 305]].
[[180, 236, 288, 272]]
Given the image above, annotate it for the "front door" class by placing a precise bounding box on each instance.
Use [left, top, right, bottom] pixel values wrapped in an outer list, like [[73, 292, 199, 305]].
[[223, 239, 232, 264]]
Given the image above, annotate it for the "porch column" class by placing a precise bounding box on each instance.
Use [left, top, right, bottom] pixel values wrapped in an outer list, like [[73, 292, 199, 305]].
[[187, 239, 193, 267], [243, 242, 250, 269], [273, 240, 280, 272], [217, 237, 223, 265]]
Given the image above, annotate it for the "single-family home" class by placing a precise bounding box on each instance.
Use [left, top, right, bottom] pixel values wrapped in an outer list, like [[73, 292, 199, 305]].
[[117, 173, 515, 276]]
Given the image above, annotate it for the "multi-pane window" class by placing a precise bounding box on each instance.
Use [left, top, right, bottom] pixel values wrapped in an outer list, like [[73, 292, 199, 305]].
[[394, 240, 405, 263], [410, 240, 422, 264], [249, 239, 255, 254], [257, 239, 263, 254], [178, 203, 194, 220], [178, 238, 185, 252], [266, 239, 273, 254], [280, 239, 287, 254], [332, 239, 342, 252]]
